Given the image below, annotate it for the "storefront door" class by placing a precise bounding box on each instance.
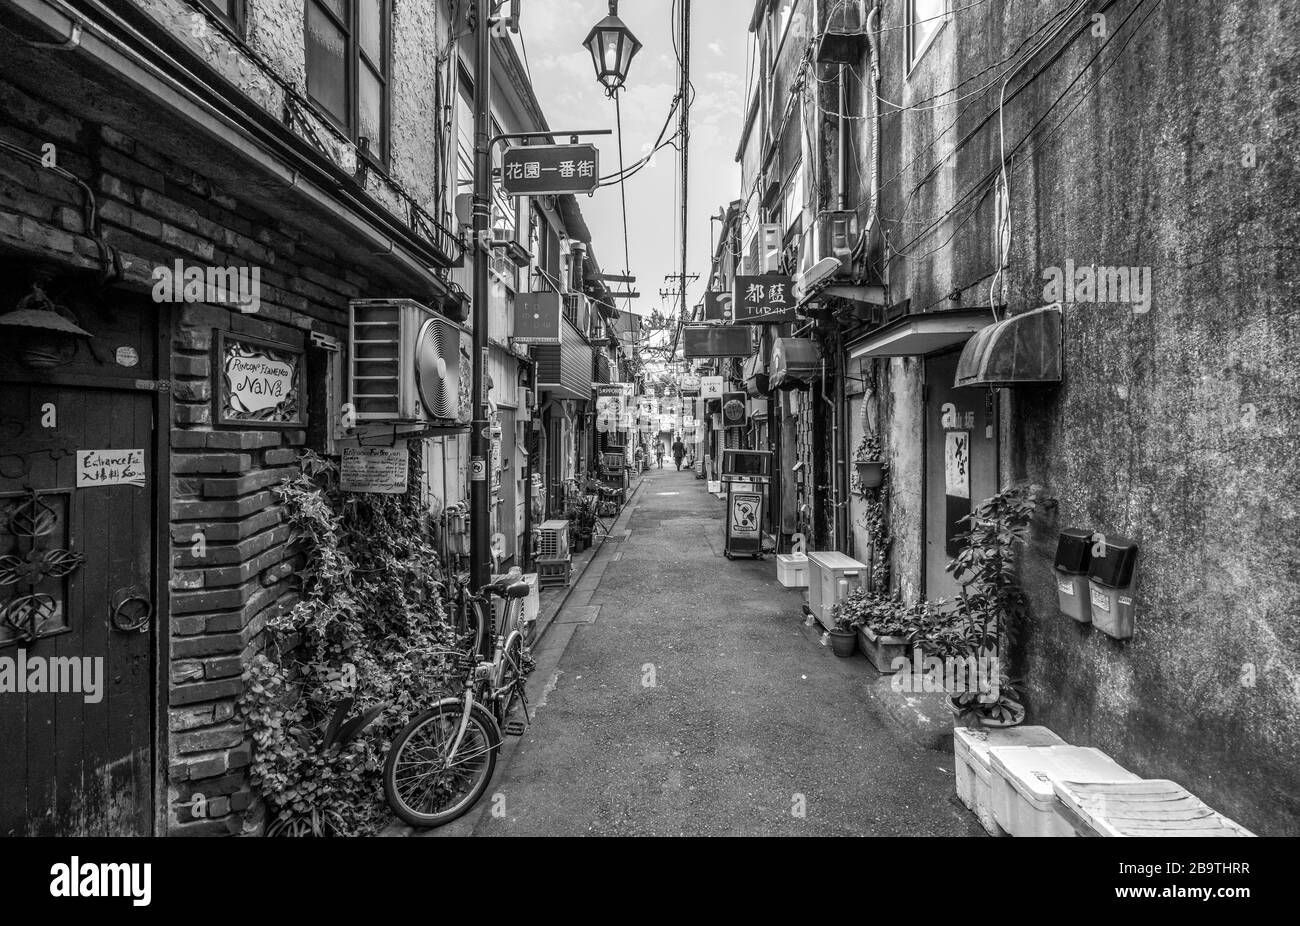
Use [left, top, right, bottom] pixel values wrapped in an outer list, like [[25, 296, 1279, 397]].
[[924, 349, 998, 600]]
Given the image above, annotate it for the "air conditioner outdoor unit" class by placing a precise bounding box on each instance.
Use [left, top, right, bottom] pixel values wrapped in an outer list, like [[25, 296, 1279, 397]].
[[349, 298, 462, 423]]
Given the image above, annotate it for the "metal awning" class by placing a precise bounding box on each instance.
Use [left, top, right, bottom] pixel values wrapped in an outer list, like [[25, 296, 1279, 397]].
[[955, 304, 1062, 388], [847, 308, 994, 359]]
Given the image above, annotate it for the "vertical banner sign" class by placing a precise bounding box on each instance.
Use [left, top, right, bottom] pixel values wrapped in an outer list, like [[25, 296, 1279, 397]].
[[944, 430, 971, 557]]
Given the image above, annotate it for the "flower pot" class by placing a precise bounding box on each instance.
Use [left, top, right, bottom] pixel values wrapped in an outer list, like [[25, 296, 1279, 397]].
[[979, 703, 1026, 728], [828, 628, 857, 658], [857, 626, 909, 673], [854, 460, 885, 488]]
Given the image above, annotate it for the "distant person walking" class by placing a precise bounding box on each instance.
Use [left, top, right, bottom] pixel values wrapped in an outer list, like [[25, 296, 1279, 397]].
[[672, 437, 686, 471], [655, 441, 665, 468]]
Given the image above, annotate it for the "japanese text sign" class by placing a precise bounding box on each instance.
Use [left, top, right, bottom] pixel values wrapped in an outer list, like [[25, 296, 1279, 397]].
[[732, 274, 798, 323], [501, 144, 600, 196]]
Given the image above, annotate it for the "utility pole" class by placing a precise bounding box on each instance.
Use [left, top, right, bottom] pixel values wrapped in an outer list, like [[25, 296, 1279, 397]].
[[678, 0, 691, 341], [470, 0, 493, 595]]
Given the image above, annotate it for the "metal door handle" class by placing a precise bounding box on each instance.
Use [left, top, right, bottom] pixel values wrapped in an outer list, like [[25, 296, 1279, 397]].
[[110, 590, 151, 633]]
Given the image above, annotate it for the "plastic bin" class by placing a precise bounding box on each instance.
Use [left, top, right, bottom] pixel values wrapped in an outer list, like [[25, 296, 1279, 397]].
[[954, 726, 1067, 835], [989, 745, 1139, 837]]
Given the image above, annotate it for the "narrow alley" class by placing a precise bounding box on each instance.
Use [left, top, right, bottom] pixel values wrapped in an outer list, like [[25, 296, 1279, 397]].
[[423, 468, 982, 837]]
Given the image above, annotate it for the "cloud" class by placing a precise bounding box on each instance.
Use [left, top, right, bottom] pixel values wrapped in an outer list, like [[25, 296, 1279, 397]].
[[708, 42, 723, 56]]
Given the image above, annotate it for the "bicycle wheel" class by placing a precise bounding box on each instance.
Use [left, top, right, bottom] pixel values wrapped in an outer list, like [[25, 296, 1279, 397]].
[[496, 633, 526, 724], [384, 701, 500, 828]]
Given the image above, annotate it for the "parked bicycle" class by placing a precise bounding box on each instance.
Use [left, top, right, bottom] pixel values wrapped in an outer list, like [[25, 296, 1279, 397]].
[[383, 573, 533, 828]]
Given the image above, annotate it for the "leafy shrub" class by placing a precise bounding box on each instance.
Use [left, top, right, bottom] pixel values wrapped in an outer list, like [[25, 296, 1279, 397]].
[[241, 450, 458, 836]]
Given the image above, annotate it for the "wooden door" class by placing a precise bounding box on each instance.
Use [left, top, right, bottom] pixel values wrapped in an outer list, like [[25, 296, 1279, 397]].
[[0, 328, 157, 836], [924, 349, 998, 600]]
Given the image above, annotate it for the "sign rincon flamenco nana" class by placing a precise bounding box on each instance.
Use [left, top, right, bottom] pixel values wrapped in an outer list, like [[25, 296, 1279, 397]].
[[215, 332, 305, 428]]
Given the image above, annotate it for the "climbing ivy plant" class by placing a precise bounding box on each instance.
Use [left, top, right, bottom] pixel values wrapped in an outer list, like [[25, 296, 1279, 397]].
[[241, 449, 457, 836]]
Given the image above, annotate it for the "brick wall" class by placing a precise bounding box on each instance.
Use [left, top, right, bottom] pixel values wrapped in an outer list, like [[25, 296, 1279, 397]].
[[0, 73, 395, 834]]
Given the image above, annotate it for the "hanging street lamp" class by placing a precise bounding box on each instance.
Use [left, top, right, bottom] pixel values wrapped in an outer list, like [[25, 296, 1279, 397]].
[[584, 1, 642, 95]]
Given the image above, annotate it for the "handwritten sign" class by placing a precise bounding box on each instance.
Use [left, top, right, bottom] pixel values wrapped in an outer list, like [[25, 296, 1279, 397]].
[[76, 449, 145, 488], [340, 447, 409, 494], [216, 333, 304, 427]]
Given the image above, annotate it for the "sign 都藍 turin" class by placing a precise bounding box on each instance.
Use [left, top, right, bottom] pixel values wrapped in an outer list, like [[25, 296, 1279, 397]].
[[733, 274, 798, 323], [501, 144, 600, 196]]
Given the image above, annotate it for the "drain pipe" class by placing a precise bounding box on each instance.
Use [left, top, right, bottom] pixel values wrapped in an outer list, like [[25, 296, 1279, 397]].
[[821, 355, 840, 552]]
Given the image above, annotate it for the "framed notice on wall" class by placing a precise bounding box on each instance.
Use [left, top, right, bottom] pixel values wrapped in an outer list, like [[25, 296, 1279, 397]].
[[215, 332, 306, 428]]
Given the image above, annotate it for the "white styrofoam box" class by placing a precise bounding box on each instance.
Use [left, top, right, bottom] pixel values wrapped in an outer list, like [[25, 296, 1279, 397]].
[[954, 726, 1065, 836], [777, 553, 809, 588], [1049, 779, 1255, 837], [989, 745, 1139, 837]]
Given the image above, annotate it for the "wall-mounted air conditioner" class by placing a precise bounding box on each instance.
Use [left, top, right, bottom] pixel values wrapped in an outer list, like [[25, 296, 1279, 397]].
[[349, 298, 462, 423]]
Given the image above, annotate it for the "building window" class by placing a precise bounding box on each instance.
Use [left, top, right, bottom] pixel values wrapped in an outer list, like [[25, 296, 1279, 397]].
[[305, 0, 390, 164], [906, 0, 947, 71], [195, 0, 244, 32]]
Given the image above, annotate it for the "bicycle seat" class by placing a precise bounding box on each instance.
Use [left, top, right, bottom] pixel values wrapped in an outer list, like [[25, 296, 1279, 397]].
[[486, 579, 531, 600]]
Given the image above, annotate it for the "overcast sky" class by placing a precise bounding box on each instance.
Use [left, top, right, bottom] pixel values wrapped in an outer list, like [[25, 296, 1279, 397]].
[[515, 1, 748, 336]]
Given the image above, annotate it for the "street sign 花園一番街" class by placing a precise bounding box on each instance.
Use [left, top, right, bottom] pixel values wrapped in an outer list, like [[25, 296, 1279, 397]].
[[501, 144, 600, 196], [733, 274, 798, 323]]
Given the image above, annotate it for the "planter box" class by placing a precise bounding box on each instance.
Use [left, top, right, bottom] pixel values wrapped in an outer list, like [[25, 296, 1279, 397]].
[[857, 626, 909, 673], [854, 460, 885, 488]]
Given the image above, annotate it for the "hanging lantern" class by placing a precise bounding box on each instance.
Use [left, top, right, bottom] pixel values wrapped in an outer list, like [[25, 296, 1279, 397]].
[[0, 284, 92, 369], [583, 1, 642, 94]]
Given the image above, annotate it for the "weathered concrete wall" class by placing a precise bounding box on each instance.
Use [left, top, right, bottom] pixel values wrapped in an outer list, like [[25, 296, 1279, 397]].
[[875, 0, 1300, 833]]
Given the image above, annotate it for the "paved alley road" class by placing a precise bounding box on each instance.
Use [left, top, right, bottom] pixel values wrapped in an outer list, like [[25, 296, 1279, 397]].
[[429, 467, 985, 837]]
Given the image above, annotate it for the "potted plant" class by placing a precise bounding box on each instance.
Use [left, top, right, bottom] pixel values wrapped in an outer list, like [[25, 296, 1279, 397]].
[[827, 602, 859, 658], [948, 671, 1026, 728], [852, 434, 885, 490], [936, 485, 1045, 727]]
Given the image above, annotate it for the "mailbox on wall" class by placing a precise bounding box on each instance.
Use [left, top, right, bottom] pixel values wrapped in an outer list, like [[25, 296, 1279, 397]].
[[1054, 529, 1094, 623], [1087, 536, 1140, 639]]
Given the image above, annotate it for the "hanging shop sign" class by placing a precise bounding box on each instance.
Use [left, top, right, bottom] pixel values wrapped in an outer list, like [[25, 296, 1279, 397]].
[[341, 446, 410, 494], [513, 292, 562, 345], [501, 144, 600, 196], [702, 290, 731, 323], [680, 373, 701, 396], [732, 274, 798, 324], [701, 376, 725, 399], [683, 325, 754, 358], [215, 332, 305, 428], [722, 391, 748, 429]]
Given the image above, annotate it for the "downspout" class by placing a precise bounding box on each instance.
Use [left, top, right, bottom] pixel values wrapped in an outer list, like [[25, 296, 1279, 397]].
[[866, 3, 883, 285], [821, 355, 839, 552]]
